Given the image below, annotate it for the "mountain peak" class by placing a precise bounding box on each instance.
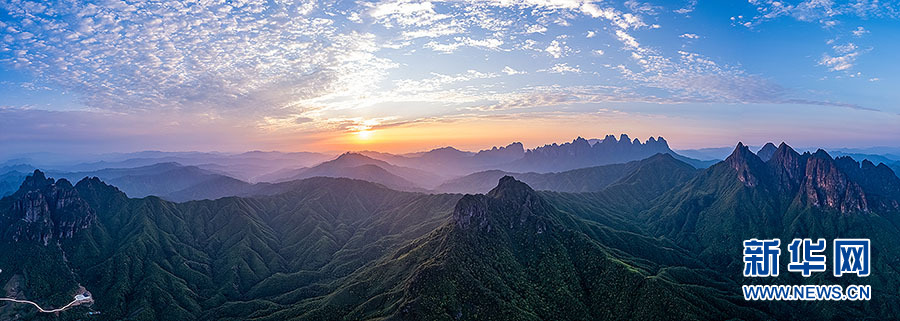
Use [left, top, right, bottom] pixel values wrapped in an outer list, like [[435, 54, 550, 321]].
[[757, 142, 778, 161], [4, 172, 97, 244], [17, 169, 53, 194], [487, 176, 536, 200], [725, 142, 766, 187], [453, 176, 550, 233]]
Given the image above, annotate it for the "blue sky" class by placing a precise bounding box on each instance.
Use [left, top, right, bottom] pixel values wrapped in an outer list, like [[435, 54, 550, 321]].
[[1, 0, 898, 155]]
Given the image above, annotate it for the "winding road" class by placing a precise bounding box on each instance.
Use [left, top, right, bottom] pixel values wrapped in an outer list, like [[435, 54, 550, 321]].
[[0, 297, 84, 313]]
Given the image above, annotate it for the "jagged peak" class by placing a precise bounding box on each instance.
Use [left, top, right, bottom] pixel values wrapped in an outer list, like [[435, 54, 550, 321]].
[[725, 142, 766, 187], [726, 142, 754, 160], [769, 142, 800, 163], [17, 169, 54, 194], [757, 142, 778, 162], [487, 176, 537, 201], [335, 152, 376, 161], [453, 176, 550, 233], [861, 159, 876, 170], [811, 149, 832, 160]]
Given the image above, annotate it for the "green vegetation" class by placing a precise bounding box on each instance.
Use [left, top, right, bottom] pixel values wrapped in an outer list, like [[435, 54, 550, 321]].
[[1, 147, 897, 320]]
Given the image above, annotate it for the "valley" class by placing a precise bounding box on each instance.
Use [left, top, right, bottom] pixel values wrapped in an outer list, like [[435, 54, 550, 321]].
[[0, 138, 898, 320]]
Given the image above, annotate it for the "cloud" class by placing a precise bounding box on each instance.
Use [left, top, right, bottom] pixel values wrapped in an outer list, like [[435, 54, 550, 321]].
[[852, 26, 869, 36], [674, 0, 697, 14], [738, 0, 900, 28], [502, 66, 526, 75], [0, 0, 392, 118], [680, 33, 700, 39], [425, 37, 504, 53], [819, 42, 865, 72], [539, 63, 582, 74], [545, 40, 565, 58]]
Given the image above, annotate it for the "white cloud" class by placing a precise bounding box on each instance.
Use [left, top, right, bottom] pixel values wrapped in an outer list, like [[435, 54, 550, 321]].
[[545, 40, 569, 58], [0, 0, 389, 117], [739, 0, 899, 28], [820, 52, 859, 71], [425, 37, 504, 53], [680, 33, 700, 39], [852, 26, 869, 36], [615, 29, 641, 49], [819, 42, 863, 71], [674, 0, 697, 14], [540, 63, 582, 74], [502, 66, 525, 75]]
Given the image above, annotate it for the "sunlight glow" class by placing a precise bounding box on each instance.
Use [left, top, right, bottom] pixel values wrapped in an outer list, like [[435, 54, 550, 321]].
[[357, 130, 374, 141]]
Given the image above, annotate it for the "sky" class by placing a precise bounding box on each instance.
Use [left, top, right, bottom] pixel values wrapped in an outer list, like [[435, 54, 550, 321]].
[[1, 0, 899, 156]]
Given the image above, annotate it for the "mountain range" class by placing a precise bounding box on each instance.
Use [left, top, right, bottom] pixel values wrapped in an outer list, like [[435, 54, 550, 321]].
[[2, 140, 899, 320], [504, 135, 715, 172], [435, 153, 696, 194]]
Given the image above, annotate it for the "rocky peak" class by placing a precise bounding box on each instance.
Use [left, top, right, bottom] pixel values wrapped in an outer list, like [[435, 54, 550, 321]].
[[2, 170, 97, 245], [452, 176, 550, 234], [725, 142, 766, 187], [767, 142, 805, 191], [757, 142, 778, 162], [801, 150, 868, 213], [487, 176, 538, 201]]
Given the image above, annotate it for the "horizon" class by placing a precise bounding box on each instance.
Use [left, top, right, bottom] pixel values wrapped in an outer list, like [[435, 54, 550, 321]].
[[2, 1, 899, 155], [3, 134, 900, 167]]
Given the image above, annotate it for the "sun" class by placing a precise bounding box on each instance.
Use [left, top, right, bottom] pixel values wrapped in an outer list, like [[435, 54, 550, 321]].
[[356, 130, 374, 141]]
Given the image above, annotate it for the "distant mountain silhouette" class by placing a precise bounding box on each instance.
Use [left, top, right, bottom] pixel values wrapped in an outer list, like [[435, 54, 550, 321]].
[[503, 135, 713, 172], [267, 152, 443, 190], [359, 142, 525, 176], [436, 153, 696, 194], [47, 162, 247, 199]]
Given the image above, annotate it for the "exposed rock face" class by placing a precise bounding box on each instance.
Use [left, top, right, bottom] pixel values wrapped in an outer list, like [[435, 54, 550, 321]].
[[452, 176, 550, 234], [801, 150, 868, 212], [725, 143, 765, 187], [723, 143, 899, 213], [1, 170, 96, 245]]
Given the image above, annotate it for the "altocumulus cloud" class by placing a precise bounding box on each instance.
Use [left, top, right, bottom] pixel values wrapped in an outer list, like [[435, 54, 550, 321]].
[[0, 0, 882, 138], [0, 0, 392, 116]]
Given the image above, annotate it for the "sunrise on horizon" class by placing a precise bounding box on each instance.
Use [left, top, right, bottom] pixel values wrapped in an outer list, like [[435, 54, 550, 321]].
[[1, 1, 899, 320]]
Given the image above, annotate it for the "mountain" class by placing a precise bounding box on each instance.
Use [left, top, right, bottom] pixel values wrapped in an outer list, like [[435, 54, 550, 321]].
[[642, 142, 900, 317], [2, 151, 333, 183], [3, 145, 900, 320], [504, 135, 714, 173], [0, 170, 96, 244], [756, 142, 777, 161], [0, 172, 462, 320], [359, 142, 525, 176], [269, 152, 443, 190], [0, 171, 30, 197], [236, 175, 767, 320], [49, 162, 250, 200], [435, 153, 697, 194]]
